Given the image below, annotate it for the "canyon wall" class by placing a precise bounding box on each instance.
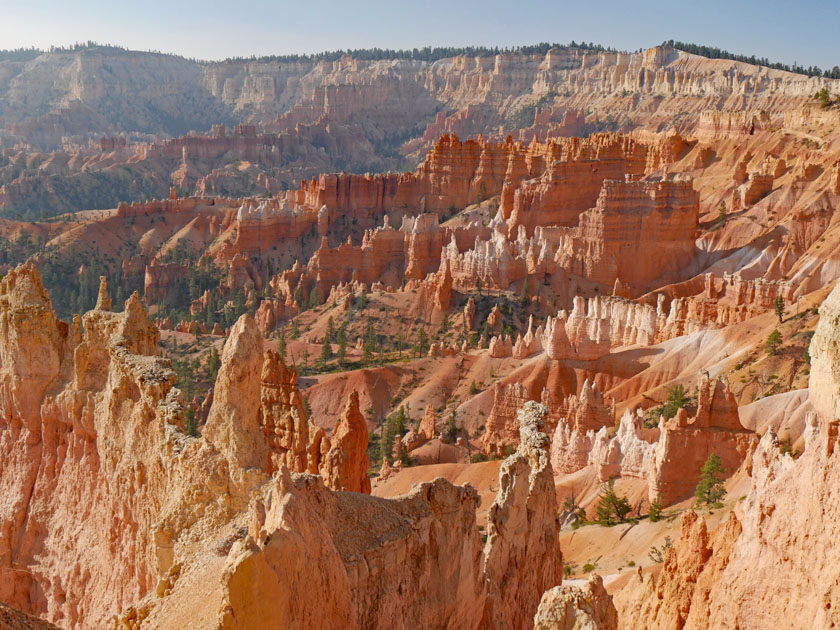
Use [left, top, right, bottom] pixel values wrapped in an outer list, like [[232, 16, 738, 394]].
[[614, 281, 840, 627], [0, 263, 568, 630]]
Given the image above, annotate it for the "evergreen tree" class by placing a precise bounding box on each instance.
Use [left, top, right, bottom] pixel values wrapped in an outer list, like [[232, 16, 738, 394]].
[[443, 409, 460, 443], [207, 346, 221, 382], [518, 277, 530, 305], [362, 320, 376, 363], [765, 329, 782, 355], [773, 296, 785, 323], [326, 316, 335, 343], [204, 297, 214, 329], [595, 478, 632, 525], [663, 384, 690, 419], [290, 318, 300, 340], [184, 407, 198, 437], [356, 288, 369, 309], [319, 336, 332, 369], [695, 453, 727, 506], [308, 286, 321, 309], [381, 407, 408, 463], [233, 290, 246, 319], [277, 331, 287, 361], [414, 328, 430, 357], [293, 281, 305, 308], [337, 323, 347, 365]]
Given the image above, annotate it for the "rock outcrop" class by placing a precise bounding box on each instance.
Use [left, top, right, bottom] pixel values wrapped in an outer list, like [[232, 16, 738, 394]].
[[808, 279, 840, 420], [549, 374, 755, 506], [0, 264, 193, 628], [320, 391, 371, 494], [259, 350, 309, 474], [534, 574, 618, 630], [0, 602, 60, 630], [616, 420, 834, 629], [484, 379, 613, 458], [483, 401, 563, 630], [217, 470, 483, 630], [203, 315, 268, 474], [614, 290, 840, 626], [648, 375, 756, 505]]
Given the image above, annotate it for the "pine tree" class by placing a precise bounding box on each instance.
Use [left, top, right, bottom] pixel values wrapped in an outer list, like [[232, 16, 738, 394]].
[[395, 330, 405, 358], [381, 407, 408, 463], [595, 478, 632, 525], [277, 332, 287, 361], [695, 453, 727, 506], [444, 409, 460, 443], [337, 323, 347, 365], [308, 286, 321, 309], [184, 407, 198, 437], [319, 336, 332, 369], [765, 329, 782, 355], [773, 295, 785, 323], [663, 384, 690, 419], [207, 346, 221, 382], [518, 277, 530, 305], [233, 291, 246, 319], [326, 316, 335, 343], [362, 320, 376, 363], [356, 288, 369, 309], [204, 296, 214, 329], [414, 328, 429, 357]]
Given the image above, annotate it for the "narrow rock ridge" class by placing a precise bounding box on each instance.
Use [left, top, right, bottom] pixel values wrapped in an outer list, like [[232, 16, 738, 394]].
[[483, 401, 563, 630]]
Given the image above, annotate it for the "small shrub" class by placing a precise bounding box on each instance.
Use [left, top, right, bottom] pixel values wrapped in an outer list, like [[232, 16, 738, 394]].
[[648, 536, 673, 564], [582, 563, 595, 573], [648, 496, 663, 522]]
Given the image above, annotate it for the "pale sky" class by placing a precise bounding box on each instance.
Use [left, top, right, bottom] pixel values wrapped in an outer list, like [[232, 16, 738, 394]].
[[0, 0, 837, 70]]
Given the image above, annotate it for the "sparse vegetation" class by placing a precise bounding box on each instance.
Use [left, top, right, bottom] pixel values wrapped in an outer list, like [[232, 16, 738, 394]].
[[648, 496, 663, 522], [595, 478, 632, 525], [648, 536, 673, 563]]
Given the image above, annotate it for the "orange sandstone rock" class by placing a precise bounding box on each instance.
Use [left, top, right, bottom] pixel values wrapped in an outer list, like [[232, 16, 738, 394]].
[[534, 574, 618, 630], [483, 401, 563, 630], [320, 391, 371, 494]]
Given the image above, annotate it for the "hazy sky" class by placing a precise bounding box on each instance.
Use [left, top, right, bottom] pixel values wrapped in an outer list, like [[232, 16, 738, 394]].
[[0, 0, 837, 69]]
